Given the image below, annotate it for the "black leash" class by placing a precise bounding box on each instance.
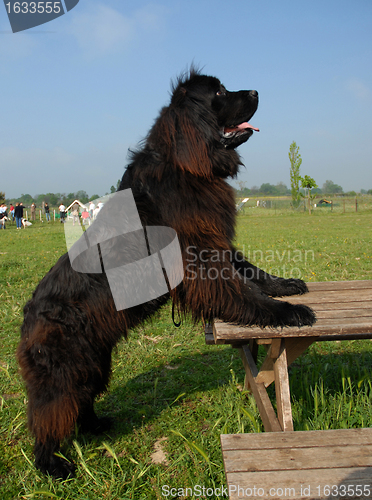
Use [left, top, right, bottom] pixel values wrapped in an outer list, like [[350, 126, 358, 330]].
[[172, 301, 181, 328]]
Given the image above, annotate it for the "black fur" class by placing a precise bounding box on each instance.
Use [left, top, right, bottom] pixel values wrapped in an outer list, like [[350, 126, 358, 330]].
[[17, 69, 316, 479]]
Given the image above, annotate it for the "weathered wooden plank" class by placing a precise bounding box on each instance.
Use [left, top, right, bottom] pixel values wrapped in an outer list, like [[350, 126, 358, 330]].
[[240, 346, 282, 432], [213, 318, 372, 340], [315, 299, 372, 316], [226, 468, 372, 500], [220, 428, 372, 451], [307, 280, 372, 291], [222, 427, 372, 499], [278, 289, 372, 305], [270, 338, 282, 359], [274, 341, 293, 431], [223, 444, 372, 473], [306, 301, 372, 311], [254, 340, 281, 386], [315, 309, 372, 319], [255, 360, 275, 386]]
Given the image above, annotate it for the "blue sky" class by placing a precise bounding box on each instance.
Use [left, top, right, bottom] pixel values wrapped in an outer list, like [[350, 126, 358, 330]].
[[1, 0, 371, 199]]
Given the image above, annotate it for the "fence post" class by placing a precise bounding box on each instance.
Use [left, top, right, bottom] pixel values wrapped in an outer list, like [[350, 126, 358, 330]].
[[355, 197, 358, 212], [54, 209, 56, 221], [343, 200, 345, 213]]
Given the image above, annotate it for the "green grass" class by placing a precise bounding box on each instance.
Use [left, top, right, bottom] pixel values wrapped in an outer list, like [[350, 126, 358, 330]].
[[1, 212, 372, 499]]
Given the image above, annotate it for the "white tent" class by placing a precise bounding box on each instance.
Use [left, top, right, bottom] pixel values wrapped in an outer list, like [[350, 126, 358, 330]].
[[66, 200, 88, 212]]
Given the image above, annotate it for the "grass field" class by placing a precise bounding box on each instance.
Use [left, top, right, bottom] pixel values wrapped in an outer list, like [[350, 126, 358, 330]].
[[1, 211, 372, 499]]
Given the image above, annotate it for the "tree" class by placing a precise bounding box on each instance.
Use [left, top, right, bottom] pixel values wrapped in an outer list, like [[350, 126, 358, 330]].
[[75, 190, 89, 203], [289, 141, 302, 208], [236, 180, 247, 195], [275, 182, 290, 196], [322, 180, 343, 194], [20, 193, 34, 205], [300, 175, 318, 215], [35, 193, 46, 206], [0, 191, 5, 204], [45, 192, 59, 206], [260, 183, 277, 195]]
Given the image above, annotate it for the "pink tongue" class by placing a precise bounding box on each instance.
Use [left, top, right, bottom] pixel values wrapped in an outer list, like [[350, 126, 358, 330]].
[[225, 122, 260, 133]]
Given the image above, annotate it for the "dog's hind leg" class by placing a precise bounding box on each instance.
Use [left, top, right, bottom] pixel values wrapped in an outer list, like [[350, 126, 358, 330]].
[[76, 350, 113, 435], [28, 392, 79, 479], [17, 331, 80, 478]]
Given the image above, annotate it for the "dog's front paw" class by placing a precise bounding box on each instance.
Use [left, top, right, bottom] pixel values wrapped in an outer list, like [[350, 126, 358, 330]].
[[275, 278, 309, 297], [286, 303, 316, 327]]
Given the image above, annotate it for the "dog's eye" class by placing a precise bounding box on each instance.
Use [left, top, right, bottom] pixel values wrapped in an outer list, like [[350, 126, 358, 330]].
[[216, 90, 226, 96]]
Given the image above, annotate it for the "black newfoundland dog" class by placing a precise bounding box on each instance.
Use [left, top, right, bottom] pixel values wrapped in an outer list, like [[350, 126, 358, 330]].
[[17, 69, 316, 479]]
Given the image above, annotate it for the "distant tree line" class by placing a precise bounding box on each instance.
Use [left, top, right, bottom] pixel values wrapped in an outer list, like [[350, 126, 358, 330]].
[[5, 190, 99, 208], [3, 180, 123, 208], [236, 180, 372, 198], [3, 177, 371, 208], [4, 180, 122, 207]]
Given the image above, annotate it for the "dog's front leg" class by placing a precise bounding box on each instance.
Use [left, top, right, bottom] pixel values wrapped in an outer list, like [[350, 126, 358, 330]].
[[181, 247, 315, 328], [230, 248, 309, 297]]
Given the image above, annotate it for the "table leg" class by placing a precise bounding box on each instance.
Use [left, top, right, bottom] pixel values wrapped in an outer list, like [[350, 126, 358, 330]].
[[240, 345, 282, 432], [240, 338, 316, 432], [274, 340, 294, 431]]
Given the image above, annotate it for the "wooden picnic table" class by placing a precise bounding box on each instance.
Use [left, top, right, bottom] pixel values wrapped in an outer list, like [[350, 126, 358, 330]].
[[206, 280, 372, 499], [206, 280, 372, 433]]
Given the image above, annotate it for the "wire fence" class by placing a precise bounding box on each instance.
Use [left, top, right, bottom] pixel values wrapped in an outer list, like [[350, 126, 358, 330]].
[[236, 196, 372, 216]]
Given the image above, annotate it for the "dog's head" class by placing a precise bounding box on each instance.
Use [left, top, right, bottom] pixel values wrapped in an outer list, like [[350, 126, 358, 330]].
[[147, 68, 259, 179], [171, 70, 259, 150]]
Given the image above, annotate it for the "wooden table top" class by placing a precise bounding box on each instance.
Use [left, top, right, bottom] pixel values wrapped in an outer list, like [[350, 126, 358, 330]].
[[213, 280, 372, 343]]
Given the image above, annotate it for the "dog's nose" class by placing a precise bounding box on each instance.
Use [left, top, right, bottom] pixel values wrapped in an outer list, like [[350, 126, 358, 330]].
[[249, 90, 258, 98]]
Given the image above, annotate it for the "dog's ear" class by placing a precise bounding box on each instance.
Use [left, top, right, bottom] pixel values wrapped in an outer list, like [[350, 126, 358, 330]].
[[171, 86, 187, 107], [173, 107, 213, 178], [150, 104, 213, 179]]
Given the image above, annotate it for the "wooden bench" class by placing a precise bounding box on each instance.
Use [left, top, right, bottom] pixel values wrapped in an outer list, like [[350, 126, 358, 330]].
[[205, 280, 372, 498], [221, 428, 372, 499]]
